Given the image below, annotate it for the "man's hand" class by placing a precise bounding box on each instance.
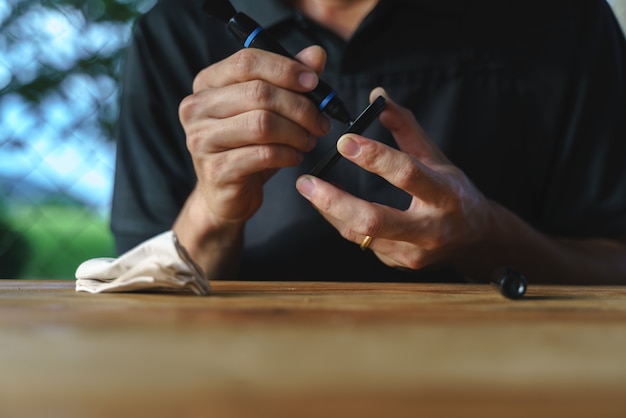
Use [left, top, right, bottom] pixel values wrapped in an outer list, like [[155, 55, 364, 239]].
[[179, 45, 332, 225], [173, 46, 332, 277], [296, 87, 494, 272]]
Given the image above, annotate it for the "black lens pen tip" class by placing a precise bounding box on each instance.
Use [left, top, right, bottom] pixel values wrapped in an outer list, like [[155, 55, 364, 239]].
[[491, 267, 527, 300]]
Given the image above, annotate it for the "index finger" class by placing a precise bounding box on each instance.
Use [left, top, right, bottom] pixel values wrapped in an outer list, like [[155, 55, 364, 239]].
[[193, 48, 319, 93], [336, 133, 452, 205]]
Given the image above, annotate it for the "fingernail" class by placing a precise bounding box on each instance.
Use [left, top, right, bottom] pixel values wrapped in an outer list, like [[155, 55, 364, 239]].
[[296, 176, 315, 198], [299, 72, 318, 89], [337, 135, 360, 157]]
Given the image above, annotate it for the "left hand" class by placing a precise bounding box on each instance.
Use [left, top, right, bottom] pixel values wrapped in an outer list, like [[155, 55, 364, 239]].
[[296, 87, 495, 272]]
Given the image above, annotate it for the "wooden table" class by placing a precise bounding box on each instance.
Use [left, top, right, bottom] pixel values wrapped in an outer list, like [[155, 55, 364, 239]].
[[1, 280, 625, 418]]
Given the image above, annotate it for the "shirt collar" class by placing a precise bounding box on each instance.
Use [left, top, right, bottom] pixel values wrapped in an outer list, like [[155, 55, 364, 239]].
[[229, 0, 468, 29], [413, 0, 468, 14]]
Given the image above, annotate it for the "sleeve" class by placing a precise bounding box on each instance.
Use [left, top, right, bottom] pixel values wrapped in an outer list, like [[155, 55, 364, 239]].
[[110, 0, 210, 254], [537, 0, 626, 239]]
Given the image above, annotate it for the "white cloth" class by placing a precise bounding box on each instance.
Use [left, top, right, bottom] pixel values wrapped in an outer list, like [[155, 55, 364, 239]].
[[75, 230, 210, 295]]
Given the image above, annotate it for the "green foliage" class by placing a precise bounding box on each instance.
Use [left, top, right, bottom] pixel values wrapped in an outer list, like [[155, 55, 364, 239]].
[[3, 204, 115, 279]]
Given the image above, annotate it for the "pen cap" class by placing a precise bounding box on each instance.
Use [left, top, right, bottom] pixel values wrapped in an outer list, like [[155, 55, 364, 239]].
[[494, 267, 528, 300], [228, 13, 292, 56]]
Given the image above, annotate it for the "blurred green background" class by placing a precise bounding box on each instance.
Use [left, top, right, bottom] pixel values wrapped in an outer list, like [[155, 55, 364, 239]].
[[1, 0, 156, 279]]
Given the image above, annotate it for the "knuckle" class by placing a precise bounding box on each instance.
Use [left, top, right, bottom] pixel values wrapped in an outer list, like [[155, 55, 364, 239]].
[[403, 252, 427, 270], [178, 94, 197, 124], [185, 128, 204, 153], [233, 50, 257, 79], [338, 225, 357, 242], [191, 67, 210, 92], [201, 156, 225, 180], [315, 192, 334, 213], [290, 96, 312, 121], [246, 109, 274, 140], [428, 230, 447, 250], [253, 144, 274, 167], [393, 163, 422, 190], [341, 231, 355, 242], [244, 80, 273, 106], [357, 212, 382, 237], [422, 223, 449, 252]]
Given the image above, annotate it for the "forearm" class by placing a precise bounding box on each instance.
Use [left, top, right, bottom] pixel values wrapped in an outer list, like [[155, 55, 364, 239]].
[[172, 188, 245, 281], [461, 202, 626, 285]]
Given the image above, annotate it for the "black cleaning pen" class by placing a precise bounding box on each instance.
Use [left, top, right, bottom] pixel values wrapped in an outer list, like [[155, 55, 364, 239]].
[[202, 0, 353, 124], [310, 95, 386, 178]]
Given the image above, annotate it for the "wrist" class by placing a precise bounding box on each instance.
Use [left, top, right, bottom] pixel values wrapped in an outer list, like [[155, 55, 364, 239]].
[[453, 200, 521, 281], [172, 188, 245, 279]]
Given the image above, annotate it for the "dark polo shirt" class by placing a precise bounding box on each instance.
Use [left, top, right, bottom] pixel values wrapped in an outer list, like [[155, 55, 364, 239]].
[[112, 0, 626, 281]]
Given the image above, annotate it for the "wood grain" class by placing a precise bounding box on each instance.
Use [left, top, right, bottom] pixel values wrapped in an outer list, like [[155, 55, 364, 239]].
[[1, 280, 625, 418]]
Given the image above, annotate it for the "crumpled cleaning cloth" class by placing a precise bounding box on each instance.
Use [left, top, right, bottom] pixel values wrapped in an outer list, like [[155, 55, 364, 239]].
[[75, 230, 210, 295]]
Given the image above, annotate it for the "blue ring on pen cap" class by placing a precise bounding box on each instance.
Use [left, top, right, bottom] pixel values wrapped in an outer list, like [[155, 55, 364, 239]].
[[319, 90, 337, 111], [244, 27, 263, 48]]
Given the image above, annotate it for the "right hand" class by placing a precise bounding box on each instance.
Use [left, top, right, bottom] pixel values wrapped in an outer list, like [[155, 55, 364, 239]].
[[178, 45, 332, 225]]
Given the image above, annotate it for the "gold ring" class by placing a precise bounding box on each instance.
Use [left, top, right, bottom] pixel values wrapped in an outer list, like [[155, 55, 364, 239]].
[[359, 235, 373, 251]]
